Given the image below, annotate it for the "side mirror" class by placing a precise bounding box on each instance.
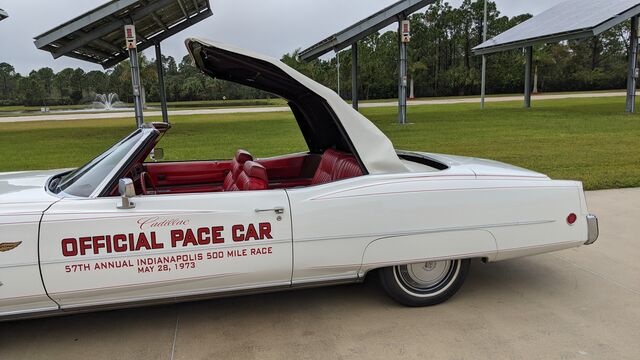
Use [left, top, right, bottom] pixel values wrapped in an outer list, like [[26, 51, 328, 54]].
[[150, 148, 164, 162], [117, 178, 136, 209]]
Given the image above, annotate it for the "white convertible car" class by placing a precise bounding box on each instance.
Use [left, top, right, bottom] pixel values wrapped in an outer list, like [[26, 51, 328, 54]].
[[0, 39, 598, 320]]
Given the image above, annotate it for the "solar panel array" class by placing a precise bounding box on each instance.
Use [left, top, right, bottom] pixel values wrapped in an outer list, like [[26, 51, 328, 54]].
[[474, 0, 640, 55], [34, 0, 212, 68]]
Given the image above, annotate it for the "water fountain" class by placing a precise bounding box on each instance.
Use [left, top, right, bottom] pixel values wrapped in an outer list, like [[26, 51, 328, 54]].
[[93, 93, 124, 110]]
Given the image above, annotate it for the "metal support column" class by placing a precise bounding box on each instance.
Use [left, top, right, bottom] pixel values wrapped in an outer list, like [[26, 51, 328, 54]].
[[398, 19, 408, 124], [351, 43, 359, 111], [480, 0, 488, 109], [155, 42, 169, 123], [129, 47, 144, 127], [336, 51, 341, 97], [627, 16, 639, 113], [524, 46, 533, 108]]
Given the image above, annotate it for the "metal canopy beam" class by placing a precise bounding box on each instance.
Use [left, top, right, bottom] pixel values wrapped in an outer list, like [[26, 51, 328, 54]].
[[176, 0, 188, 17], [94, 38, 125, 54], [34, 0, 213, 130], [473, 0, 640, 56], [129, 46, 144, 127], [151, 12, 169, 31], [34, 0, 212, 68], [299, 0, 435, 61], [155, 42, 169, 123], [480, 0, 488, 109], [475, 30, 593, 56], [44, 0, 178, 59], [34, 0, 140, 48], [351, 44, 358, 110], [40, 44, 100, 63], [300, 0, 430, 126], [627, 16, 639, 113], [524, 46, 533, 108], [474, 0, 640, 113], [398, 18, 408, 124], [101, 8, 212, 69]]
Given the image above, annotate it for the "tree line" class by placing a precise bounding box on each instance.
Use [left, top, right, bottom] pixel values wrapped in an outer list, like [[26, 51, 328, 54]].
[[0, 54, 268, 107], [0, 0, 633, 107]]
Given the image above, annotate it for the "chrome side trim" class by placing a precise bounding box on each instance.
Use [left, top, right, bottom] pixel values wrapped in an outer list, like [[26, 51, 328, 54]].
[[295, 219, 554, 243], [585, 214, 599, 245]]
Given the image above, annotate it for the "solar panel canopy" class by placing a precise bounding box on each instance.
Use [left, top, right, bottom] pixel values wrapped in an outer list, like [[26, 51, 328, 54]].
[[299, 0, 435, 61], [34, 0, 212, 69], [474, 0, 640, 55]]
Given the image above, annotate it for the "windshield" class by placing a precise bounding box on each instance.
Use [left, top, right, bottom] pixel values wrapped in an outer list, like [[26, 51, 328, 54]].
[[55, 130, 146, 197]]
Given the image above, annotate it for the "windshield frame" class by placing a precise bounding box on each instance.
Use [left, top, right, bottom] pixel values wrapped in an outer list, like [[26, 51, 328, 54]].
[[55, 127, 157, 199]]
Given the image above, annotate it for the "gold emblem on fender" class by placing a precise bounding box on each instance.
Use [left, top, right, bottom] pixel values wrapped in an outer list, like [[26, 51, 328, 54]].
[[0, 242, 22, 252]]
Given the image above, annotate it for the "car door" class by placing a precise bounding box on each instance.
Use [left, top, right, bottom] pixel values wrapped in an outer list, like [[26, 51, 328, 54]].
[[39, 189, 291, 309]]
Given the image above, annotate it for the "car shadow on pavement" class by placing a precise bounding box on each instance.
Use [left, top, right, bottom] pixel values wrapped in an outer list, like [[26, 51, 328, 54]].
[[0, 257, 556, 360]]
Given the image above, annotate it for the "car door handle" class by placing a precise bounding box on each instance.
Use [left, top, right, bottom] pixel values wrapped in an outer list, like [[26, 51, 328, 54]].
[[255, 206, 285, 214]]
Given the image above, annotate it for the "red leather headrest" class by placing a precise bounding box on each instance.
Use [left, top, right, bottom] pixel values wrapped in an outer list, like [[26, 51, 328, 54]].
[[236, 149, 253, 163], [243, 161, 268, 181]]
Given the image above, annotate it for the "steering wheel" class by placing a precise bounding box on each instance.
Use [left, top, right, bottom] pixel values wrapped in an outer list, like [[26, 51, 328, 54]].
[[140, 172, 157, 195]]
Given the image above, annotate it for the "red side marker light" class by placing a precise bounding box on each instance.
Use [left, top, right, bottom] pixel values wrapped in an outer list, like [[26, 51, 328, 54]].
[[567, 213, 577, 225]]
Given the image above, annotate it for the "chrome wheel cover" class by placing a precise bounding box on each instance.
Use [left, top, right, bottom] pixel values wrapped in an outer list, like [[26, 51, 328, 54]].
[[394, 260, 460, 298]]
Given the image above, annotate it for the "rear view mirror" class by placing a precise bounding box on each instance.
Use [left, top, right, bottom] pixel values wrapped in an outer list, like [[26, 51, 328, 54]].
[[151, 148, 164, 162], [117, 178, 136, 209]]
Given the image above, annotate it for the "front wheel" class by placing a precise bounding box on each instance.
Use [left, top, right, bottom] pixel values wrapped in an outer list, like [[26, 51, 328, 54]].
[[379, 259, 470, 307]]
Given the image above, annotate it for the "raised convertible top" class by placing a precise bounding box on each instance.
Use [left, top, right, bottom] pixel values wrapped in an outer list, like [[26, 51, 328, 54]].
[[185, 38, 408, 175]]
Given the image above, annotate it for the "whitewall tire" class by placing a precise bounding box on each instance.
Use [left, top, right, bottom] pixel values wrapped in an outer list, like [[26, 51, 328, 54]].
[[379, 259, 470, 306]]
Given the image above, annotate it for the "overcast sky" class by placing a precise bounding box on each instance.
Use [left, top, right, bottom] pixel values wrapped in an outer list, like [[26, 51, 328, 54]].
[[0, 0, 559, 74]]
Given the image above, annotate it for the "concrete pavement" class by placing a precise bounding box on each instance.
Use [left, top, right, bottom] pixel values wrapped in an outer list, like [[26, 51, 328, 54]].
[[0, 188, 638, 359], [0, 91, 628, 123]]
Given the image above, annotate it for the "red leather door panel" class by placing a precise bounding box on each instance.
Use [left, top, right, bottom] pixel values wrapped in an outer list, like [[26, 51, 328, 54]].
[[145, 161, 232, 189]]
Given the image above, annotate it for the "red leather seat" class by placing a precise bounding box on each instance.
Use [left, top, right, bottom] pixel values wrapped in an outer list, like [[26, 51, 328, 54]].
[[333, 157, 362, 181], [228, 161, 269, 191], [223, 150, 253, 191], [311, 149, 363, 185]]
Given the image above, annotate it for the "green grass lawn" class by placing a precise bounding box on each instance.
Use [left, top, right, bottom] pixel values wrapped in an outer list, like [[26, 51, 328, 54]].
[[1, 96, 639, 190], [0, 90, 622, 114]]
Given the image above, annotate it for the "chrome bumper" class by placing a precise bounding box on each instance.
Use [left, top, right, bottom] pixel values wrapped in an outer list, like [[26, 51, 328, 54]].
[[584, 214, 599, 245]]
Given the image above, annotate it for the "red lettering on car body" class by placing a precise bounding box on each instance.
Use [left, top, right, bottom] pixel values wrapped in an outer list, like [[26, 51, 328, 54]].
[[135, 233, 152, 251], [183, 229, 198, 246], [232, 225, 245, 242], [245, 224, 259, 240], [62, 238, 78, 257], [79, 237, 91, 256], [197, 227, 211, 245], [150, 232, 163, 250], [92, 236, 105, 255], [105, 235, 113, 253], [114, 234, 127, 252], [171, 230, 183, 248], [212, 226, 225, 244], [259, 223, 272, 240]]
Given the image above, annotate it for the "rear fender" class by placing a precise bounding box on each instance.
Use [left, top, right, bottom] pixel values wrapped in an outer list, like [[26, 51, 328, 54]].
[[358, 230, 498, 276]]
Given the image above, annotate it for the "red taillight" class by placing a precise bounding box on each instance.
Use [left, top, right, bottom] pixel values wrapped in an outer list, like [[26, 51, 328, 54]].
[[567, 213, 577, 225]]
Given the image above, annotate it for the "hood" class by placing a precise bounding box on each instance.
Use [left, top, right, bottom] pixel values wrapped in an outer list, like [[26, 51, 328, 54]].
[[0, 170, 62, 208], [418, 152, 550, 179], [185, 38, 408, 175]]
